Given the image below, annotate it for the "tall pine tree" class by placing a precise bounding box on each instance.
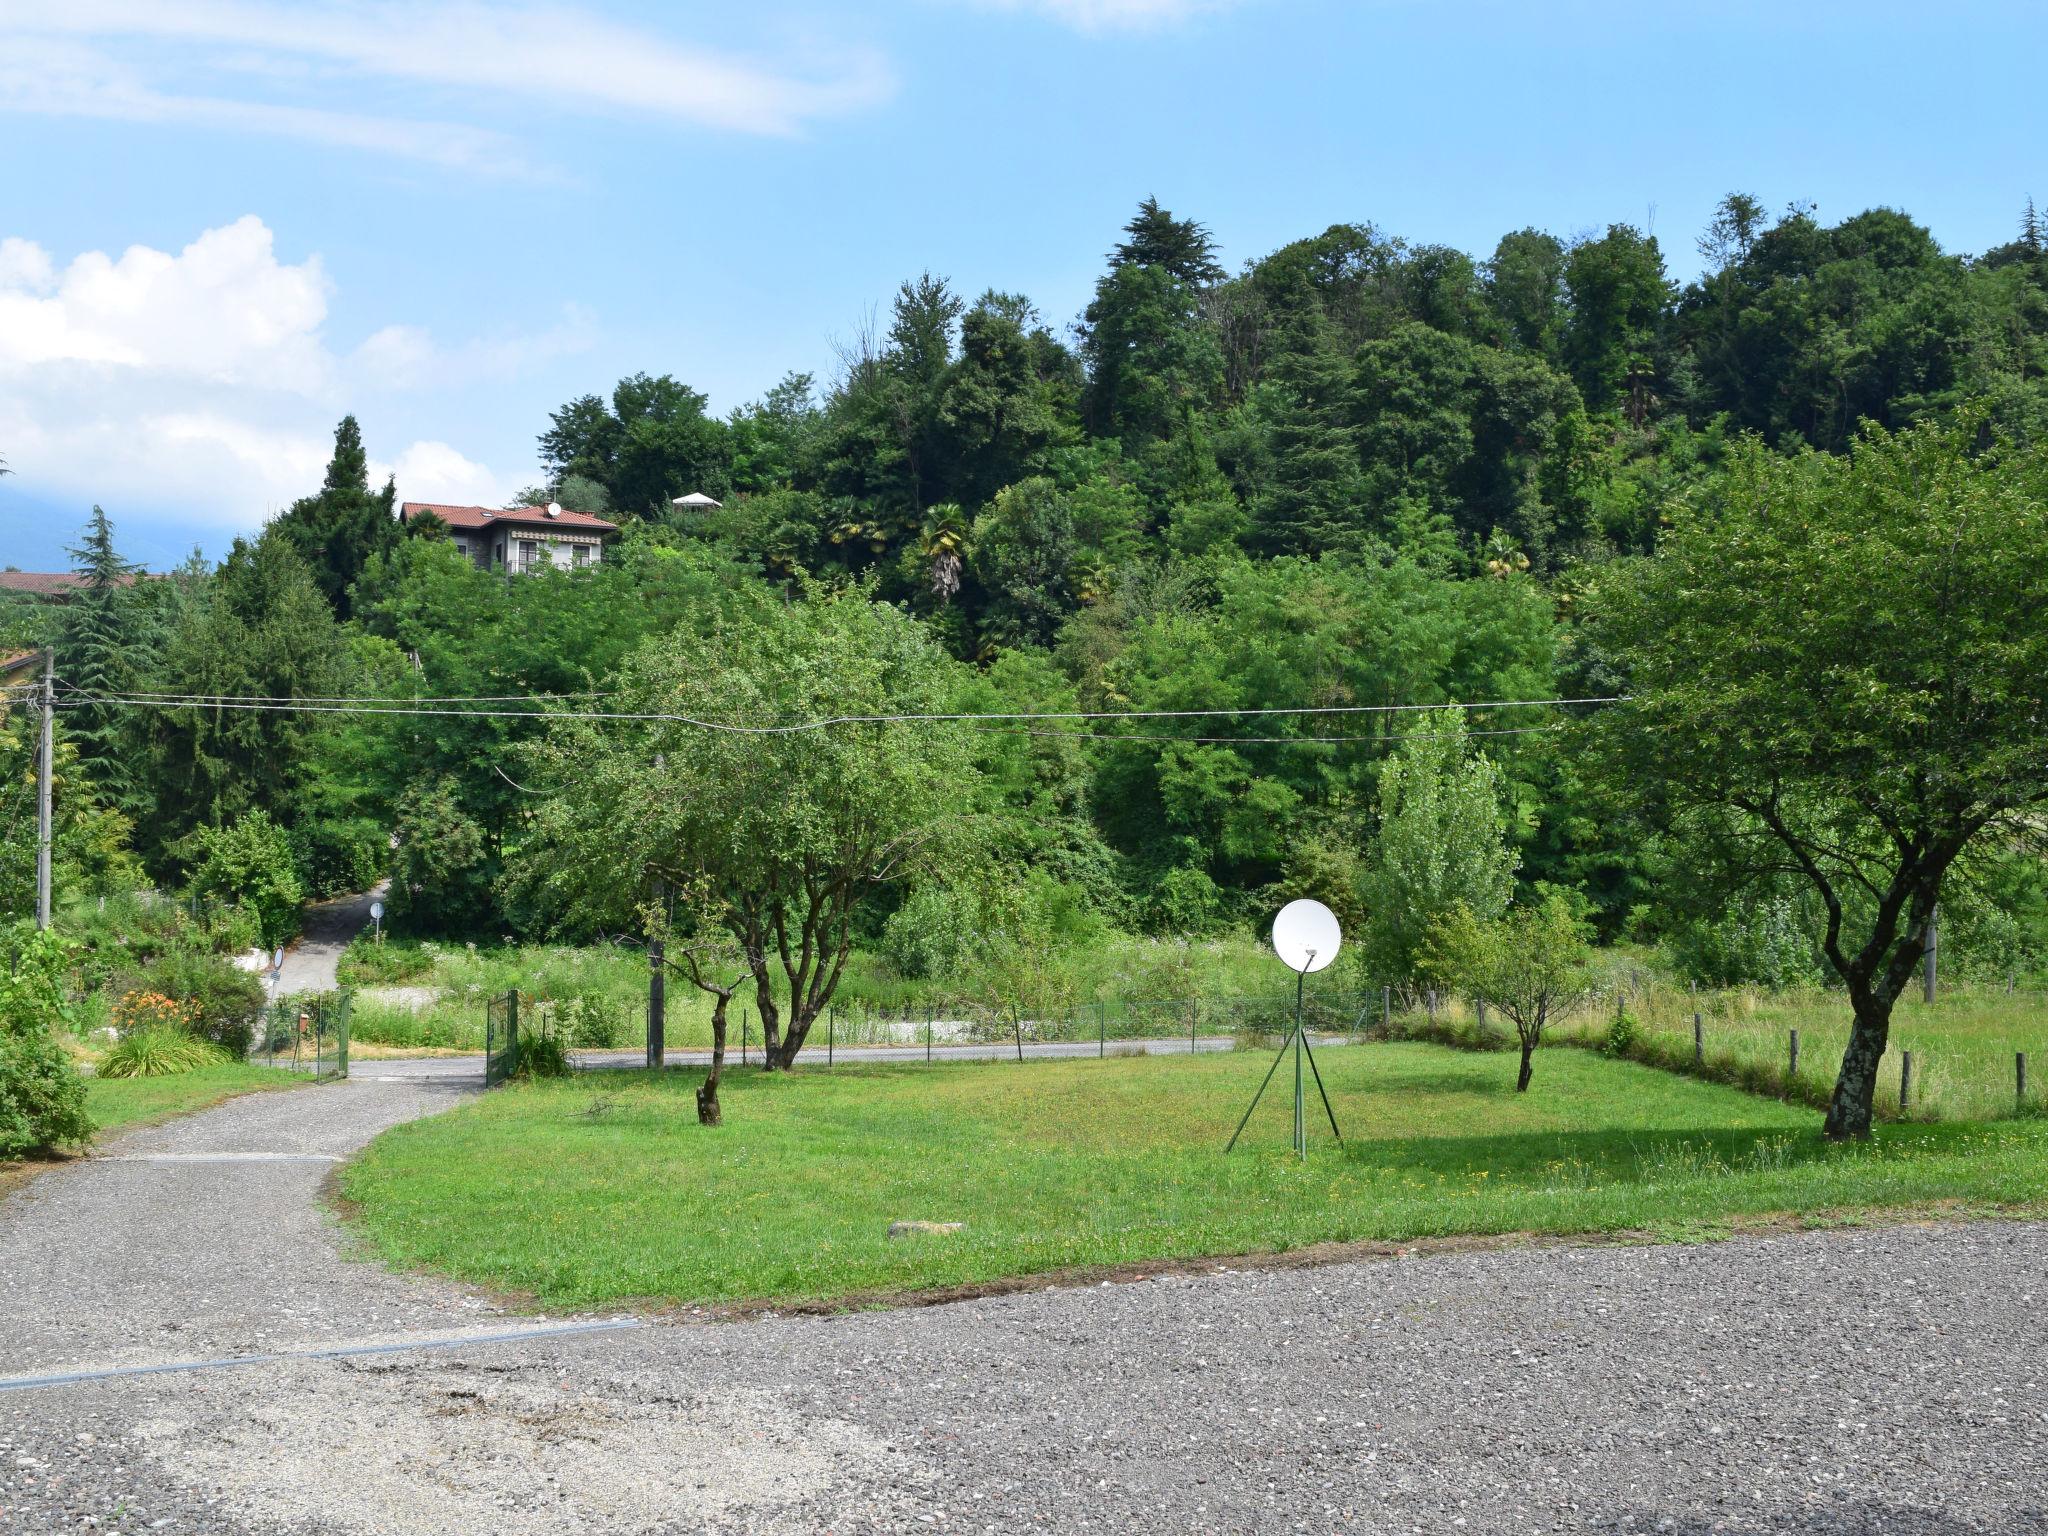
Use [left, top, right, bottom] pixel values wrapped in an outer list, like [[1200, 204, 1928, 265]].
[[58, 506, 149, 806], [274, 416, 397, 619]]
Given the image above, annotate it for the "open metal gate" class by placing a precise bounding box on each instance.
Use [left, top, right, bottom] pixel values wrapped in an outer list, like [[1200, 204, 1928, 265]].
[[485, 989, 520, 1085], [257, 990, 351, 1080]]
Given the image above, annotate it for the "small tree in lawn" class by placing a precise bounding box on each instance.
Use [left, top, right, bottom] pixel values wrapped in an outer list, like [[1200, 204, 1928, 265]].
[[1586, 416, 2048, 1138], [646, 881, 748, 1126], [1358, 706, 1519, 987], [1424, 894, 1597, 1092], [512, 589, 975, 1071]]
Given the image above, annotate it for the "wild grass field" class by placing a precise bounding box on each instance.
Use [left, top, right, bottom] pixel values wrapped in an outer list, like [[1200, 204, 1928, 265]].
[[1547, 977, 2047, 1122], [338, 1044, 2048, 1310]]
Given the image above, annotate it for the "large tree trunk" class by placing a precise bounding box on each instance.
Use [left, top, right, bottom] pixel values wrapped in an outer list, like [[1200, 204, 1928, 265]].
[[697, 995, 728, 1126], [1823, 986, 1895, 1141]]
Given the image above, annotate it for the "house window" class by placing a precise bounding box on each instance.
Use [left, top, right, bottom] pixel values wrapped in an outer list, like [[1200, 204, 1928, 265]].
[[516, 540, 538, 572], [572, 544, 589, 567]]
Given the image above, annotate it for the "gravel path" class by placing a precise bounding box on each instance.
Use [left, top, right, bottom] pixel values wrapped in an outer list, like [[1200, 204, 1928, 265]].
[[2, 1056, 2043, 1534], [275, 884, 385, 995]]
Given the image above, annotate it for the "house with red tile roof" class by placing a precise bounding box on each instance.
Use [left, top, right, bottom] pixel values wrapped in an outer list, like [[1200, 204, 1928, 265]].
[[398, 501, 619, 573]]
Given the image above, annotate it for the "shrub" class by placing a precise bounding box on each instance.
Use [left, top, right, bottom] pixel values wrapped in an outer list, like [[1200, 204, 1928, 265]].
[[0, 928, 97, 1155], [99, 1025, 230, 1078], [565, 995, 624, 1049], [513, 1022, 571, 1079], [1601, 1009, 1642, 1059], [0, 1028, 94, 1155], [190, 811, 305, 950], [123, 951, 265, 1059], [336, 937, 434, 987]]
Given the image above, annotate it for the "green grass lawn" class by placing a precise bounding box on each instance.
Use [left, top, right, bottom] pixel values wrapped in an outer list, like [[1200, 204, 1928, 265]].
[[339, 1043, 2048, 1311], [86, 1061, 306, 1133]]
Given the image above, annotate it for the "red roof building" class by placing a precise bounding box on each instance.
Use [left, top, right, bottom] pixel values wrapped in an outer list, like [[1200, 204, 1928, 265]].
[[399, 501, 619, 574], [0, 571, 140, 599]]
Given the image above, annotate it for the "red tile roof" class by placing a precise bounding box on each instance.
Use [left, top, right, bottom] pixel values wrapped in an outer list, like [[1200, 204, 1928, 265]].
[[0, 571, 139, 596], [400, 502, 619, 535]]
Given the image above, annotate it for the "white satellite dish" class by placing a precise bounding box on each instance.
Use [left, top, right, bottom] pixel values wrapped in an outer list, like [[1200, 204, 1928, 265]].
[[1272, 899, 1341, 974]]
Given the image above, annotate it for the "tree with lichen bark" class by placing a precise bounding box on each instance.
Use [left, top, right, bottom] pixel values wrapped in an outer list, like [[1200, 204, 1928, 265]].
[[1585, 414, 2048, 1138]]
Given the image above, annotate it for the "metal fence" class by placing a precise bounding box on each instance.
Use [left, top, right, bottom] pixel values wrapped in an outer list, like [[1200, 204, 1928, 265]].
[[485, 989, 520, 1085], [811, 986, 1392, 1055], [255, 990, 351, 1080]]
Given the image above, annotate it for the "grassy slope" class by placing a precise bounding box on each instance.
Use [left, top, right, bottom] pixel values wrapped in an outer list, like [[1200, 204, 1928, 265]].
[[340, 1044, 2048, 1310], [87, 1062, 305, 1134]]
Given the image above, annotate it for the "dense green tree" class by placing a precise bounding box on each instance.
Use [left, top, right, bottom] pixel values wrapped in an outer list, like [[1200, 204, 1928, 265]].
[[511, 591, 977, 1069], [137, 531, 351, 872], [271, 417, 398, 619], [540, 374, 731, 517], [1586, 416, 2048, 1138], [1561, 225, 1670, 418], [56, 507, 149, 804], [1358, 707, 1520, 984]]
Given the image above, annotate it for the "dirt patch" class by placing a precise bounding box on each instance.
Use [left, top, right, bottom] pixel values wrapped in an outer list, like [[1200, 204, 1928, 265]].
[[133, 1361, 926, 1536]]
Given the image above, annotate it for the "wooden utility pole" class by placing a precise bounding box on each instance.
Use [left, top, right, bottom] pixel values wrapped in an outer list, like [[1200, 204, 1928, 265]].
[[35, 650, 54, 930]]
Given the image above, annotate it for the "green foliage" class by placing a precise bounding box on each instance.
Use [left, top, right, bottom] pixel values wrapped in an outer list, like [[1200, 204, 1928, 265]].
[[189, 810, 304, 950], [0, 929, 94, 1155], [388, 778, 491, 935], [1587, 414, 2048, 1133], [121, 949, 264, 1058], [513, 589, 979, 1063], [97, 1025, 230, 1078], [1358, 708, 1520, 983], [1423, 894, 1599, 1090], [269, 417, 398, 619]]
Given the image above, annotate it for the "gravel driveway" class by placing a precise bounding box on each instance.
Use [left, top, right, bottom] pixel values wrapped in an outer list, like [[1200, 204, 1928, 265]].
[[2, 1055, 2043, 1534]]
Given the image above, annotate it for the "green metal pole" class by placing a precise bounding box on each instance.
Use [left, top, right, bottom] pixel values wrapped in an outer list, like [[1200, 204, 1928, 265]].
[[1293, 969, 1305, 1157]]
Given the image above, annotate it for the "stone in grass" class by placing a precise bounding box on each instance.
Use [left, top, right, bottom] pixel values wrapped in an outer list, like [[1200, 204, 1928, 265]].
[[887, 1220, 965, 1239]]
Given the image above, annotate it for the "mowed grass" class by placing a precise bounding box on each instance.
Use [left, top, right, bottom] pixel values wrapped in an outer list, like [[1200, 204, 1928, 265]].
[[339, 1043, 2048, 1310], [86, 1061, 307, 1133]]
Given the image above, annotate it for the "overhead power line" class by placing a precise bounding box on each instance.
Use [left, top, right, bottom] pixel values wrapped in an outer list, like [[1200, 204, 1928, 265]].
[[52, 686, 1620, 737]]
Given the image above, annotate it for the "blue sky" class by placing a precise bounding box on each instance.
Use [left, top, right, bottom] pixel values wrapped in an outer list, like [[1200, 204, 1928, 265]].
[[1, 0, 2042, 571]]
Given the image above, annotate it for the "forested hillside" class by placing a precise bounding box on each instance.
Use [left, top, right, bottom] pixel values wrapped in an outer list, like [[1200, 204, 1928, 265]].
[[7, 193, 2048, 989]]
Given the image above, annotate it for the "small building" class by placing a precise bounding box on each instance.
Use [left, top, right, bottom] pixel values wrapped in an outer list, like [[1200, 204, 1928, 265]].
[[399, 501, 619, 573], [670, 491, 723, 514]]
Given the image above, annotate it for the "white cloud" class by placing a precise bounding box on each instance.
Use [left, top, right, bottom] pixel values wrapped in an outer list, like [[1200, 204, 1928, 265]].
[[374, 441, 523, 509], [0, 216, 331, 388], [962, 0, 1241, 32], [0, 216, 547, 538], [0, 2, 896, 175]]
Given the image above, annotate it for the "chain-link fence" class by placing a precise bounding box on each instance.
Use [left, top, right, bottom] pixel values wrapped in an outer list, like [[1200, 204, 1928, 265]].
[[255, 990, 351, 1080]]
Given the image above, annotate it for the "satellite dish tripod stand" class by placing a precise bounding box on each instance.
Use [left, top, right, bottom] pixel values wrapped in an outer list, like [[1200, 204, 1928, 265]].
[[1225, 958, 1343, 1157]]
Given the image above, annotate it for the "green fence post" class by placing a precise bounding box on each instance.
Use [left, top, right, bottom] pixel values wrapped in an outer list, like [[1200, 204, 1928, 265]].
[[1099, 1001, 1106, 1057], [508, 989, 519, 1080]]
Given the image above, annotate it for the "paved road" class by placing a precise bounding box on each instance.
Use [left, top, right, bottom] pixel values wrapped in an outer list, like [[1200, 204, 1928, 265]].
[[3, 1054, 2044, 1534]]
